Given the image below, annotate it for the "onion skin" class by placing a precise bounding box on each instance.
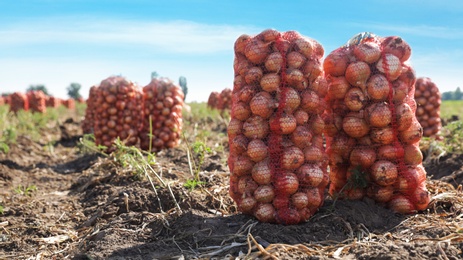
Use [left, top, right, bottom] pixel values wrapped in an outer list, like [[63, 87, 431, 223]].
[[274, 172, 300, 196], [254, 185, 276, 203], [344, 87, 366, 112], [370, 160, 398, 186], [239, 196, 257, 213], [388, 195, 415, 214], [252, 159, 272, 185], [349, 146, 376, 168], [381, 36, 412, 62], [254, 203, 276, 223], [342, 112, 370, 138], [345, 61, 371, 89], [323, 49, 349, 76], [281, 146, 305, 170]]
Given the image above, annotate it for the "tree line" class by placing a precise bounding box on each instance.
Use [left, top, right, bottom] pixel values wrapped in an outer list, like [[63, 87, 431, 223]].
[[441, 87, 462, 101]]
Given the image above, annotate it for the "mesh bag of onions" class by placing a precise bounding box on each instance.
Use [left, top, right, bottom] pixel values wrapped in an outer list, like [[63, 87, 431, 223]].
[[218, 88, 232, 111], [63, 98, 76, 110], [93, 76, 144, 150], [27, 90, 47, 113], [45, 96, 62, 108], [323, 32, 430, 214], [0, 96, 4, 106], [229, 29, 329, 225], [139, 77, 184, 152], [82, 85, 98, 134], [9, 92, 29, 113], [414, 77, 442, 137], [207, 91, 220, 109]]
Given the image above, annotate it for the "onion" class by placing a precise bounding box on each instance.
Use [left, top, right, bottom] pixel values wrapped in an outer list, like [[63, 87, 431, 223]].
[[281, 146, 305, 170], [231, 155, 255, 176], [294, 37, 314, 58], [344, 87, 366, 111], [399, 119, 423, 145], [306, 186, 323, 210], [395, 103, 414, 131], [234, 54, 252, 76], [353, 41, 381, 64], [276, 87, 301, 113], [300, 90, 320, 112], [286, 68, 307, 90], [243, 115, 270, 139], [265, 52, 284, 72], [370, 126, 394, 145], [254, 203, 276, 223], [367, 184, 394, 203], [376, 54, 401, 81], [237, 175, 259, 195], [395, 165, 426, 192], [291, 192, 309, 209], [388, 195, 415, 214], [272, 195, 290, 209], [234, 34, 251, 54], [346, 187, 366, 200], [303, 146, 324, 162], [237, 85, 257, 103], [257, 28, 280, 42], [252, 159, 272, 185], [366, 102, 392, 128], [403, 144, 423, 165], [270, 112, 297, 135], [227, 118, 243, 136], [392, 79, 410, 104], [232, 101, 251, 121], [381, 36, 412, 62], [250, 91, 275, 119], [297, 164, 324, 187], [323, 113, 343, 137], [260, 73, 280, 93], [274, 172, 300, 195], [328, 134, 356, 159], [349, 146, 376, 168], [244, 38, 270, 64], [377, 144, 404, 161], [290, 125, 313, 148], [276, 207, 301, 225], [308, 114, 325, 135], [294, 109, 309, 125], [366, 74, 390, 101], [323, 49, 350, 76], [247, 139, 268, 162], [230, 134, 249, 154], [253, 185, 276, 203], [412, 184, 430, 211], [370, 160, 398, 186], [244, 66, 264, 84], [310, 76, 329, 98], [302, 59, 323, 83], [238, 196, 257, 213], [342, 112, 370, 138], [345, 61, 371, 89], [328, 76, 350, 100], [284, 52, 305, 70]]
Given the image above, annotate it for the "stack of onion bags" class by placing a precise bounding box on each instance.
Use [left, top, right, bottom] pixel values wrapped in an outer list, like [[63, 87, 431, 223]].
[[27, 90, 47, 113], [82, 85, 98, 134], [46, 96, 61, 108], [93, 76, 143, 150], [414, 77, 442, 137], [9, 92, 29, 113], [139, 78, 184, 152], [63, 99, 76, 110], [218, 88, 232, 111], [323, 33, 430, 214], [229, 29, 329, 224], [207, 91, 220, 109]]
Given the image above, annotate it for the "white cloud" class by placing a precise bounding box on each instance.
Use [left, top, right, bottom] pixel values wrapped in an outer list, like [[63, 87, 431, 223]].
[[0, 17, 259, 54]]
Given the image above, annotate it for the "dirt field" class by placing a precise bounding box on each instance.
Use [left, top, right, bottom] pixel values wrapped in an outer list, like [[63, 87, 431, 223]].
[[1, 110, 463, 259]]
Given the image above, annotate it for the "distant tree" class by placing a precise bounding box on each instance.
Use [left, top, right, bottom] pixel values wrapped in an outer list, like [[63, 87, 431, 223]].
[[67, 83, 82, 100], [454, 87, 462, 100], [442, 91, 453, 101], [179, 76, 187, 100], [151, 71, 159, 79], [27, 85, 49, 95]]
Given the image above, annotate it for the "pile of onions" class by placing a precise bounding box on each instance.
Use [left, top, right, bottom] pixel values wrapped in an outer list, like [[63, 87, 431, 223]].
[[62, 99, 76, 110], [229, 29, 328, 225], [9, 92, 29, 113], [139, 77, 184, 152], [93, 76, 144, 150], [217, 88, 232, 110], [82, 85, 98, 134], [45, 96, 62, 108], [207, 91, 220, 109], [324, 33, 430, 214], [26, 90, 47, 113], [414, 77, 442, 137]]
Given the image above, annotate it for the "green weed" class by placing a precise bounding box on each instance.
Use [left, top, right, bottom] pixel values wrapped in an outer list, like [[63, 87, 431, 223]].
[[14, 185, 37, 196]]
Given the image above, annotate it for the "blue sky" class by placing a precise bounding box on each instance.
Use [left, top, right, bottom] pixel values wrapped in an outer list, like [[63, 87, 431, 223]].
[[1, 0, 462, 102]]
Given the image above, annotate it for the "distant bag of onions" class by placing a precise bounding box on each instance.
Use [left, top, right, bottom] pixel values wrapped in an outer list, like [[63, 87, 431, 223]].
[[9, 92, 29, 113], [139, 77, 184, 152], [414, 77, 442, 138], [82, 85, 98, 134], [207, 91, 220, 109], [323, 32, 430, 214], [218, 88, 232, 111], [46, 96, 61, 108], [27, 90, 47, 113], [93, 76, 144, 151], [229, 29, 329, 225]]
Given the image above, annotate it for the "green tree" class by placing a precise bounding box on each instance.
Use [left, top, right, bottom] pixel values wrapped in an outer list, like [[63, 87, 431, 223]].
[[27, 85, 49, 95], [454, 87, 462, 100], [67, 83, 82, 100], [442, 91, 453, 101], [179, 76, 187, 100], [151, 71, 159, 79]]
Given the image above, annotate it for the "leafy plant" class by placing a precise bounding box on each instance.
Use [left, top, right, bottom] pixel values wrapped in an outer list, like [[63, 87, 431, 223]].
[[78, 133, 108, 156], [184, 140, 211, 190], [0, 205, 4, 214], [14, 185, 37, 196]]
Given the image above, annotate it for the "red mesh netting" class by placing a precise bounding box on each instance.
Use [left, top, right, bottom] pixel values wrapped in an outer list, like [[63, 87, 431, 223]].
[[62, 99, 76, 110], [207, 91, 220, 109], [229, 29, 328, 225], [93, 76, 143, 151], [27, 90, 47, 113], [139, 78, 184, 152], [324, 33, 430, 214], [415, 77, 442, 137], [218, 88, 232, 110], [45, 96, 62, 108], [9, 92, 29, 113], [82, 85, 99, 134]]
